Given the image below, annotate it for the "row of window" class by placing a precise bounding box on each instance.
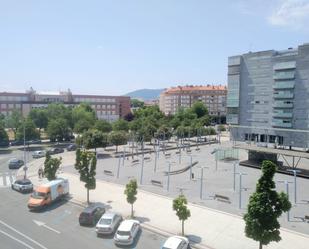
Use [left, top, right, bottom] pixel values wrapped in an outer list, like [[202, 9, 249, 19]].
[[97, 110, 116, 115], [91, 104, 116, 109], [0, 96, 28, 101], [0, 103, 22, 109], [74, 97, 116, 103]]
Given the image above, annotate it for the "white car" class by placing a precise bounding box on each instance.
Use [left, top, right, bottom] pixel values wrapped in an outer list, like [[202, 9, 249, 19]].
[[96, 212, 122, 235], [32, 150, 46, 159], [162, 236, 190, 249], [11, 179, 33, 193], [114, 219, 140, 246]]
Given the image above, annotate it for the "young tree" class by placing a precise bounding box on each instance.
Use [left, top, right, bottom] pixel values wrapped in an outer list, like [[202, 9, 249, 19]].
[[75, 148, 97, 204], [108, 131, 128, 152], [173, 194, 191, 236], [6, 109, 23, 139], [82, 129, 108, 152], [28, 109, 48, 132], [0, 125, 9, 146], [124, 179, 138, 217], [190, 101, 208, 118], [244, 160, 291, 249], [72, 103, 96, 133], [94, 120, 112, 133], [47, 118, 71, 142], [112, 119, 129, 132], [16, 118, 40, 141], [44, 153, 62, 181]]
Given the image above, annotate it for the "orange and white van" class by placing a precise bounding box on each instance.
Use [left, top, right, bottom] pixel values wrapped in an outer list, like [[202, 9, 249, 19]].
[[28, 178, 69, 210]]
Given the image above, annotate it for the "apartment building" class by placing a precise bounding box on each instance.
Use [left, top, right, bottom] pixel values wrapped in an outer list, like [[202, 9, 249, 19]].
[[0, 88, 131, 122], [159, 85, 227, 117], [227, 43, 309, 148]]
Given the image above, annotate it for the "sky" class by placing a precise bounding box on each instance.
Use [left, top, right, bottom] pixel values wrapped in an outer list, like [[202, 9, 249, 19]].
[[0, 0, 309, 95]]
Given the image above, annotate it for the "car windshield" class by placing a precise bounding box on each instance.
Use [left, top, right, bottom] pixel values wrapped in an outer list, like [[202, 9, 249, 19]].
[[21, 181, 31, 185], [31, 191, 45, 199], [99, 218, 112, 225], [117, 230, 131, 236]]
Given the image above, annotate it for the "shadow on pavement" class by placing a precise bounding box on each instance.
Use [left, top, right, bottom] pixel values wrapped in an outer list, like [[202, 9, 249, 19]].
[[0, 149, 13, 154], [134, 216, 150, 224], [187, 234, 202, 245]]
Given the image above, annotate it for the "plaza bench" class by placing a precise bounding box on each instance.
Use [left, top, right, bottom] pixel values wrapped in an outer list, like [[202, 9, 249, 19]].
[[305, 215, 309, 223], [103, 170, 114, 176], [132, 159, 139, 163], [175, 151, 180, 154], [165, 153, 171, 158], [151, 180, 163, 187], [195, 148, 200, 151], [144, 157, 151, 161], [214, 194, 231, 203]]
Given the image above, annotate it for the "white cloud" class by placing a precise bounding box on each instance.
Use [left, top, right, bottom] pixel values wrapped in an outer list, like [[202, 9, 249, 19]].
[[268, 0, 309, 30]]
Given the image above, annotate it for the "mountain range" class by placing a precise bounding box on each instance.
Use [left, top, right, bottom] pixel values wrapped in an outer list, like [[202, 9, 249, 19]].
[[124, 88, 164, 101]]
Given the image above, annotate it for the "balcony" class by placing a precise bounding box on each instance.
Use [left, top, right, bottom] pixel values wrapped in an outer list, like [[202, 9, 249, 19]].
[[272, 119, 292, 128], [273, 81, 295, 89], [273, 111, 293, 118], [273, 92, 294, 99], [273, 101, 293, 108], [273, 71, 295, 80]]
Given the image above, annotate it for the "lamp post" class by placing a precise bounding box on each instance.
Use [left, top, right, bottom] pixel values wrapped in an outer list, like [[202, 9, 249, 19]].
[[233, 161, 238, 191], [22, 119, 28, 179], [235, 172, 247, 209], [278, 180, 293, 221], [197, 166, 209, 200], [166, 161, 176, 192], [287, 169, 301, 204]]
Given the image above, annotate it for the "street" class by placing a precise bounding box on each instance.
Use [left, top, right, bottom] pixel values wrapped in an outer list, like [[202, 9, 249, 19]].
[[0, 187, 167, 249]]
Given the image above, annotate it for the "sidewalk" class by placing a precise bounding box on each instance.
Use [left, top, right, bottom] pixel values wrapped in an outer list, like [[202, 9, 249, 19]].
[[19, 154, 309, 249]]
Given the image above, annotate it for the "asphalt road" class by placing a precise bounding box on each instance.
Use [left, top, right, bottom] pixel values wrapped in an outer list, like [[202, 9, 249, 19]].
[[0, 187, 167, 249]]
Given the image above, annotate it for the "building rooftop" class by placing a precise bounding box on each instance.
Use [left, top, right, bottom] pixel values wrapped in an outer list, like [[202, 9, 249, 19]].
[[163, 85, 227, 94]]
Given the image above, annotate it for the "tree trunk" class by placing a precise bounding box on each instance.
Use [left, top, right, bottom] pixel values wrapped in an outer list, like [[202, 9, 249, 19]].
[[87, 188, 89, 204], [259, 242, 262, 249], [131, 204, 134, 218], [182, 220, 184, 236]]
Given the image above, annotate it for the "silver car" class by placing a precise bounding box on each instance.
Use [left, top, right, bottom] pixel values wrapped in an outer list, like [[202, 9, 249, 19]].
[[32, 150, 46, 159], [96, 212, 122, 235], [8, 158, 24, 169], [11, 179, 33, 193], [162, 236, 190, 249], [114, 219, 140, 246]]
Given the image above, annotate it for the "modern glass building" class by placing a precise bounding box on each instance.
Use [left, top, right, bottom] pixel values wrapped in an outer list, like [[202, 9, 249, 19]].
[[227, 43, 309, 148]]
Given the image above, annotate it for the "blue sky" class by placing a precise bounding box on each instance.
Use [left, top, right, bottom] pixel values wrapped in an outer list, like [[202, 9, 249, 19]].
[[0, 0, 309, 95]]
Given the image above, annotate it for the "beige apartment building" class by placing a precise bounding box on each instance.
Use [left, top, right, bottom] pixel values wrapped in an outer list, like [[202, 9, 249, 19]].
[[159, 85, 227, 118], [0, 88, 131, 122]]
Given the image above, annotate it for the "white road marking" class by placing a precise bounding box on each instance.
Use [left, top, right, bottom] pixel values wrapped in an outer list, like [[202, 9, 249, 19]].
[[33, 220, 61, 234], [0, 229, 36, 249], [0, 220, 48, 249]]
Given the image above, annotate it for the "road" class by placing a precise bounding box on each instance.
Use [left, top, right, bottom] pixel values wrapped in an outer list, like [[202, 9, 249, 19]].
[[0, 187, 167, 249]]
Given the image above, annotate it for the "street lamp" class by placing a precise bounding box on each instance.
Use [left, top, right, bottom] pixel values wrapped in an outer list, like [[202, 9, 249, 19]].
[[197, 166, 209, 200], [22, 119, 28, 179], [277, 180, 293, 221], [287, 169, 301, 204], [235, 172, 247, 209], [166, 161, 176, 191]]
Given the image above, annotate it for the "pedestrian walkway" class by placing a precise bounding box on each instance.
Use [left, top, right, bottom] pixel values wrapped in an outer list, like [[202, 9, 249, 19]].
[[0, 172, 15, 188]]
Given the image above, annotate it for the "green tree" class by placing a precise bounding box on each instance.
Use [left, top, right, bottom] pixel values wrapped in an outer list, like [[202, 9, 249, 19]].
[[16, 118, 40, 141], [94, 120, 112, 133], [0, 125, 9, 146], [75, 148, 97, 204], [82, 129, 108, 152], [72, 103, 96, 133], [108, 131, 127, 152], [131, 99, 144, 108], [6, 109, 23, 139], [28, 109, 48, 132], [124, 179, 138, 217], [44, 153, 62, 181], [47, 103, 73, 129], [173, 194, 191, 236], [112, 119, 129, 132], [244, 160, 291, 249], [0, 113, 5, 127], [47, 118, 71, 142], [190, 101, 208, 118]]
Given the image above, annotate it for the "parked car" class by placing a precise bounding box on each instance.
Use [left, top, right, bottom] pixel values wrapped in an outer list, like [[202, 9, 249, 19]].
[[114, 219, 140, 246], [11, 179, 33, 193], [79, 203, 105, 226], [10, 140, 24, 146], [8, 158, 24, 169], [96, 212, 122, 236], [0, 141, 9, 147], [66, 144, 77, 151], [48, 148, 64, 155], [32, 150, 46, 159], [162, 236, 190, 249], [28, 139, 42, 145]]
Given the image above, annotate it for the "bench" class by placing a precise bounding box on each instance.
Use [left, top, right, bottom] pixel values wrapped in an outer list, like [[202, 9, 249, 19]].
[[186, 150, 192, 153], [164, 153, 171, 158], [214, 194, 231, 203], [150, 180, 163, 187], [305, 215, 309, 223], [195, 148, 200, 151], [175, 151, 180, 154], [144, 157, 151, 161], [103, 170, 114, 176], [132, 159, 139, 163]]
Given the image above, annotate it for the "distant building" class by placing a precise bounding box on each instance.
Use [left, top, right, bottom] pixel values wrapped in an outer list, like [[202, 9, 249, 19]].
[[0, 88, 131, 122], [227, 43, 309, 148], [159, 85, 227, 118]]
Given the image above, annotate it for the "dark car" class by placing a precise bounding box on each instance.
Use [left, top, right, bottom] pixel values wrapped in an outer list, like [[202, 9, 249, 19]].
[[66, 144, 77, 151], [28, 139, 42, 145], [10, 140, 24, 146], [48, 148, 64, 155], [79, 203, 105, 226], [11, 179, 33, 193], [8, 158, 24, 169], [0, 141, 9, 147]]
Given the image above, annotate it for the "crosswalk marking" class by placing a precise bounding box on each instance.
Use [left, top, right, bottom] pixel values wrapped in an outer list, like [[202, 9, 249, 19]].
[[0, 173, 16, 188]]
